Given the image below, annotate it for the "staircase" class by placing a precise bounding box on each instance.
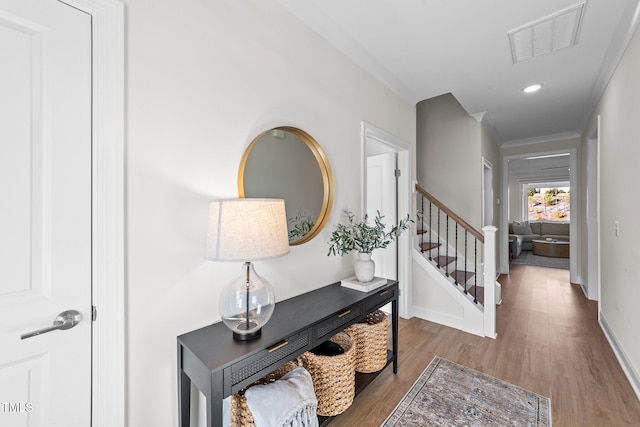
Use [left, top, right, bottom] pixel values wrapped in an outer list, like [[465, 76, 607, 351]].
[[414, 184, 498, 338]]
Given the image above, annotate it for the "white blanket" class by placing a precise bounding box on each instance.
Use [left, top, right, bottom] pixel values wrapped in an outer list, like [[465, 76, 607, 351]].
[[245, 366, 318, 427]]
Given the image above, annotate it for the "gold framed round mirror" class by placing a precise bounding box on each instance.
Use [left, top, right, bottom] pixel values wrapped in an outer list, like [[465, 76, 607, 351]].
[[238, 126, 333, 245]]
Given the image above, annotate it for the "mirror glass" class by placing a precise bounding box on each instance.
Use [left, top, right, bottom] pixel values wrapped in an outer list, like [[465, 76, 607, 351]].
[[238, 126, 333, 245]]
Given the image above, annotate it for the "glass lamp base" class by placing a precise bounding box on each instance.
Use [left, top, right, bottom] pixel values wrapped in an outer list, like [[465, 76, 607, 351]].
[[219, 262, 275, 342], [233, 328, 261, 341], [232, 319, 260, 341]]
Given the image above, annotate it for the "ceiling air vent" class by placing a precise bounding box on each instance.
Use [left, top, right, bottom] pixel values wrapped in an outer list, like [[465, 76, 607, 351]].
[[508, 2, 586, 64]]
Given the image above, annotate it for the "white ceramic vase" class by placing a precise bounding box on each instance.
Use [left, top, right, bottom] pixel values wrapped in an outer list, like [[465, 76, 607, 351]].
[[354, 252, 375, 282]]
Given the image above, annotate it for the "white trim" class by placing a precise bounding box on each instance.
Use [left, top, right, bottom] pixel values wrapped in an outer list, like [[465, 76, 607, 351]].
[[600, 313, 640, 401], [62, 1, 125, 426], [518, 179, 570, 223], [412, 305, 463, 331], [481, 157, 493, 227], [482, 225, 497, 339], [470, 112, 486, 123], [501, 131, 580, 148], [361, 122, 413, 319], [568, 148, 578, 283], [585, 116, 601, 303]]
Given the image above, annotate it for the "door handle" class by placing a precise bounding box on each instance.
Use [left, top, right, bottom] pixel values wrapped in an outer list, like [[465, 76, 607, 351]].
[[21, 310, 82, 340]]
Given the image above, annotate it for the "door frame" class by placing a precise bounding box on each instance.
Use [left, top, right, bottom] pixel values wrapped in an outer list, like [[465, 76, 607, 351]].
[[585, 116, 601, 303], [481, 158, 493, 227], [63, 1, 125, 426], [361, 122, 412, 319]]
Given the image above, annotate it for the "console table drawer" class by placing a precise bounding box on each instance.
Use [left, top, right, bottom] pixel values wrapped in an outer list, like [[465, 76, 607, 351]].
[[313, 304, 363, 343], [365, 287, 396, 311], [225, 329, 311, 394]]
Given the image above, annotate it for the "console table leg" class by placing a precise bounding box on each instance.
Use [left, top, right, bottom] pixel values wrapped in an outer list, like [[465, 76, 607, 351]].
[[392, 299, 398, 374], [178, 345, 191, 427], [208, 372, 224, 427]]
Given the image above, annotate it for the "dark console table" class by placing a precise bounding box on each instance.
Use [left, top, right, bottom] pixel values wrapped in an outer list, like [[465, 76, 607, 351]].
[[177, 279, 399, 427]]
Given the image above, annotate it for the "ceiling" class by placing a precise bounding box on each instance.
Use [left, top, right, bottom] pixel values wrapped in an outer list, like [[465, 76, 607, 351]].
[[278, 0, 640, 146]]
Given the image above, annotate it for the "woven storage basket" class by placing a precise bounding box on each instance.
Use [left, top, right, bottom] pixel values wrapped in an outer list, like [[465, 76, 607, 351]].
[[298, 332, 356, 417], [229, 360, 299, 427], [345, 310, 389, 373]]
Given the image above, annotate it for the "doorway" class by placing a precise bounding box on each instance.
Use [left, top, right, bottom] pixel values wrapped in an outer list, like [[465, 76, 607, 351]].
[[501, 148, 579, 283], [361, 122, 412, 318]]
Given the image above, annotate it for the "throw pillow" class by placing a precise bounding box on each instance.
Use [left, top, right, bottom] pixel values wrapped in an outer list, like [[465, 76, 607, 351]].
[[513, 224, 534, 235], [245, 367, 318, 427]]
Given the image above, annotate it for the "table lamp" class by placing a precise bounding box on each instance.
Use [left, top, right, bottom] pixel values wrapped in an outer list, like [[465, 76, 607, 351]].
[[206, 198, 289, 340]]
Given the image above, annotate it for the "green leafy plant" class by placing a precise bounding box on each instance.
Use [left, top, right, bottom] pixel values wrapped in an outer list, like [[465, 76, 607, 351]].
[[288, 211, 315, 242], [327, 210, 412, 256]]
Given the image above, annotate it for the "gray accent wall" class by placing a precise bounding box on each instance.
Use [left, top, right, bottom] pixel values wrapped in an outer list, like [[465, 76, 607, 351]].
[[416, 93, 483, 231]]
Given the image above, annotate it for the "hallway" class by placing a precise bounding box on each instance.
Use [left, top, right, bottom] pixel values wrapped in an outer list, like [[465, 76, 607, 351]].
[[331, 264, 640, 426]]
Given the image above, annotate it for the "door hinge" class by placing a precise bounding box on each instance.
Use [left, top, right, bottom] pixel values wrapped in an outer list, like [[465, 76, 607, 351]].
[[92, 305, 97, 321], [395, 169, 401, 177]]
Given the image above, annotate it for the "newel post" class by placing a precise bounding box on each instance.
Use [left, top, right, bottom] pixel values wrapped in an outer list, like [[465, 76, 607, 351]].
[[482, 226, 497, 338]]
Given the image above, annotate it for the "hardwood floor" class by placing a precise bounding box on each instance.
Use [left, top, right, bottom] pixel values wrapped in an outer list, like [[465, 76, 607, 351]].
[[330, 264, 640, 426]]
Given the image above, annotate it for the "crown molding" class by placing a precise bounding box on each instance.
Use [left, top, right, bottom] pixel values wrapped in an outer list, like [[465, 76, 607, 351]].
[[501, 131, 580, 148]]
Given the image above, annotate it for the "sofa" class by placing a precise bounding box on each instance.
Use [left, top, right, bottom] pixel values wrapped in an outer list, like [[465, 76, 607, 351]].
[[509, 221, 570, 258]]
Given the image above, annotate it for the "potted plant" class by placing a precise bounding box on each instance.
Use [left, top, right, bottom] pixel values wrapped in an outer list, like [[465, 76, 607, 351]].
[[327, 210, 412, 282]]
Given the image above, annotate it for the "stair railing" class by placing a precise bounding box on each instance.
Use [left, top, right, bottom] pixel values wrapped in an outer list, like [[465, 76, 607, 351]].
[[416, 184, 484, 304], [416, 184, 497, 337]]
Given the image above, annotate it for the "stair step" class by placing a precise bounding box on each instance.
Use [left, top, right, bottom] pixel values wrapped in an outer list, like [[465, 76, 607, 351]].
[[466, 285, 484, 305], [434, 256, 456, 268], [416, 229, 428, 235], [450, 270, 475, 285], [420, 241, 441, 252]]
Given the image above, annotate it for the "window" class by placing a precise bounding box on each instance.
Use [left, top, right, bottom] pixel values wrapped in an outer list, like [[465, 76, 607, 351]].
[[526, 186, 570, 222]]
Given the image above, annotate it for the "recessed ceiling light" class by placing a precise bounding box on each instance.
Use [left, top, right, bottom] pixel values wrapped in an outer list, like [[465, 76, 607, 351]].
[[523, 84, 542, 93]]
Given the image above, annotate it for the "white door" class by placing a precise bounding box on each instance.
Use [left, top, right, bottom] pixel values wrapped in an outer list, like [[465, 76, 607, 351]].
[[0, 1, 92, 426], [366, 153, 398, 280]]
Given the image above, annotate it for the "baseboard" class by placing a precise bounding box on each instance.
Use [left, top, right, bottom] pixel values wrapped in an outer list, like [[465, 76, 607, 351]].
[[600, 312, 640, 401], [412, 305, 463, 331], [579, 283, 588, 298]]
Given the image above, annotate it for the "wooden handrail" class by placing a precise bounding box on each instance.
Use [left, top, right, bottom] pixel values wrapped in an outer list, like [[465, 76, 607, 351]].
[[416, 184, 484, 243]]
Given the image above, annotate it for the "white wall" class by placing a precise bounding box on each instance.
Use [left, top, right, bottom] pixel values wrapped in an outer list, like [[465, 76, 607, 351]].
[[124, 1, 415, 426], [416, 93, 482, 230], [588, 23, 640, 393]]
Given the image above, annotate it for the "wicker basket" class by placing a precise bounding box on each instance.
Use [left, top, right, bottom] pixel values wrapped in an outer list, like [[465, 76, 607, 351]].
[[345, 310, 389, 373], [298, 332, 356, 417], [229, 361, 300, 427]]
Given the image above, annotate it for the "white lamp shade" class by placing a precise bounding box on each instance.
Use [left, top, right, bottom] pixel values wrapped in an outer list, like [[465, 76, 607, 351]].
[[205, 198, 290, 262]]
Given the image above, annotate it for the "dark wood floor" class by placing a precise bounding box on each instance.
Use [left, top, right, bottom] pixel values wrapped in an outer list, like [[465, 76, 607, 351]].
[[331, 264, 640, 426]]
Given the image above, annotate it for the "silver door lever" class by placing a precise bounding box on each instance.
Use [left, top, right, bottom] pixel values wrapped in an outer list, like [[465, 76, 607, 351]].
[[21, 310, 82, 340]]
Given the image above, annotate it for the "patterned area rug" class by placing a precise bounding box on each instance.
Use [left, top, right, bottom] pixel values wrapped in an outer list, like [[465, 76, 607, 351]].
[[382, 356, 551, 426], [511, 250, 569, 270]]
